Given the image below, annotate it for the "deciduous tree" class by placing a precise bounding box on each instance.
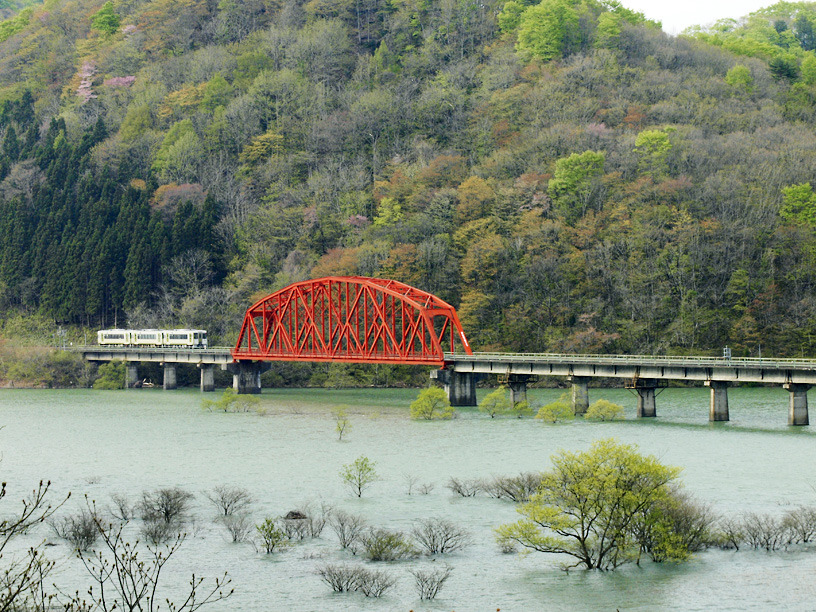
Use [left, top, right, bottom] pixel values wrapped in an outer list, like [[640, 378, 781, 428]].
[[496, 439, 683, 570], [340, 455, 378, 497], [410, 387, 455, 420]]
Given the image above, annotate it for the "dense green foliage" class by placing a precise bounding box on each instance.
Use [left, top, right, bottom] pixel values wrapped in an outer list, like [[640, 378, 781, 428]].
[[478, 385, 512, 417], [410, 387, 455, 420], [495, 438, 690, 569], [2, 1, 816, 358], [340, 455, 378, 498], [93, 359, 125, 389], [535, 395, 574, 422], [584, 398, 625, 420], [202, 386, 261, 412]]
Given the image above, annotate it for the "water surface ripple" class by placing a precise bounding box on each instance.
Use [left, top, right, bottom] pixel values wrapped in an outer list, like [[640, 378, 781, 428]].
[[1, 386, 814, 611]]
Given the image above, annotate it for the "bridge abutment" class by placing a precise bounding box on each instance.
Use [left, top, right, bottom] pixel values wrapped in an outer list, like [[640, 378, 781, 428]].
[[162, 364, 177, 390], [706, 380, 729, 421], [126, 363, 139, 388], [569, 376, 590, 415], [784, 383, 810, 426], [200, 364, 215, 392]]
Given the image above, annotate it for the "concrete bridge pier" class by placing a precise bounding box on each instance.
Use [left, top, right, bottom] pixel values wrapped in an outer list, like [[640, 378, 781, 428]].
[[230, 361, 271, 394], [569, 376, 590, 415], [507, 375, 534, 406], [126, 363, 139, 388], [635, 379, 658, 418], [162, 363, 177, 390], [199, 364, 215, 392], [430, 369, 478, 406], [784, 383, 810, 426], [706, 380, 729, 421]]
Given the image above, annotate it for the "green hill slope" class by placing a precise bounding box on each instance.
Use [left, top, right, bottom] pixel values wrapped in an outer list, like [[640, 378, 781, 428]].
[[1, 0, 816, 358]]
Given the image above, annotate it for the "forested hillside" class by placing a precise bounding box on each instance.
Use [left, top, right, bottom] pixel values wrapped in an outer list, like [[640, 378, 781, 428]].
[[2, 0, 816, 357]]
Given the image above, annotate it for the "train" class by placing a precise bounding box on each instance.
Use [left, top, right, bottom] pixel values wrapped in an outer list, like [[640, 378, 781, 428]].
[[97, 329, 209, 349]]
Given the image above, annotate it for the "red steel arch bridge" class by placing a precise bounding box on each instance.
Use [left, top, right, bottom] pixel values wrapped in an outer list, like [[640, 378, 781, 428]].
[[233, 276, 472, 365]]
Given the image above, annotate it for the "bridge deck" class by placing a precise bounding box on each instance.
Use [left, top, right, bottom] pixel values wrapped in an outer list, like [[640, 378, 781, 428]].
[[444, 352, 816, 385], [80, 346, 233, 365], [78, 347, 816, 385]]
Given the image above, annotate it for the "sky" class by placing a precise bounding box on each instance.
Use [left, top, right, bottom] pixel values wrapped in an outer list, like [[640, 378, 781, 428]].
[[622, 1, 775, 35]]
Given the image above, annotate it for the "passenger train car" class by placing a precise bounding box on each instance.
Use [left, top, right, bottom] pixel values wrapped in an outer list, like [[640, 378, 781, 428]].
[[97, 329, 208, 348]]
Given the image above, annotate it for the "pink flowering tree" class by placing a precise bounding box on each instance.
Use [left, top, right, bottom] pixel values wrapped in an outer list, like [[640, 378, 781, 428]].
[[77, 62, 97, 103]]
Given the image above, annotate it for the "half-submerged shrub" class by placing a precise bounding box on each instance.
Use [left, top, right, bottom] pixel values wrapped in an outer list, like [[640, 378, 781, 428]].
[[713, 517, 744, 550], [481, 473, 542, 503], [479, 386, 511, 418], [142, 518, 180, 545], [410, 564, 452, 600], [219, 513, 254, 543], [411, 518, 471, 554], [584, 399, 624, 421], [741, 512, 786, 551], [255, 517, 290, 553], [51, 508, 100, 551], [330, 510, 367, 553], [782, 505, 816, 544], [446, 477, 481, 497], [355, 568, 396, 597], [138, 487, 194, 524], [280, 504, 331, 540], [360, 528, 417, 561], [635, 488, 718, 562], [495, 439, 684, 570], [316, 563, 358, 592], [536, 395, 574, 423], [410, 387, 455, 420], [340, 456, 378, 498], [316, 563, 396, 597], [109, 493, 133, 521], [205, 485, 253, 517], [202, 387, 261, 413]]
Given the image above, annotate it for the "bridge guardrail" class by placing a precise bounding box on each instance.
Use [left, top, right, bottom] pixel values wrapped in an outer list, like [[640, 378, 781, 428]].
[[443, 352, 816, 369], [74, 346, 234, 354], [74, 346, 816, 370]]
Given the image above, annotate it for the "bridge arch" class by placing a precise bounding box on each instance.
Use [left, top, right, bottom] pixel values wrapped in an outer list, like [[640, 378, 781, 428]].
[[232, 276, 472, 366]]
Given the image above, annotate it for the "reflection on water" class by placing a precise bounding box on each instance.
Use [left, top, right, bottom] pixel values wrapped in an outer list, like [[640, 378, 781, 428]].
[[0, 386, 814, 611]]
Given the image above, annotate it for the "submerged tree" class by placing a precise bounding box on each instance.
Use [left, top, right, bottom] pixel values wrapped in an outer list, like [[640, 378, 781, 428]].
[[340, 456, 378, 498], [410, 387, 455, 420], [332, 406, 352, 440], [496, 439, 685, 570], [479, 386, 512, 418]]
